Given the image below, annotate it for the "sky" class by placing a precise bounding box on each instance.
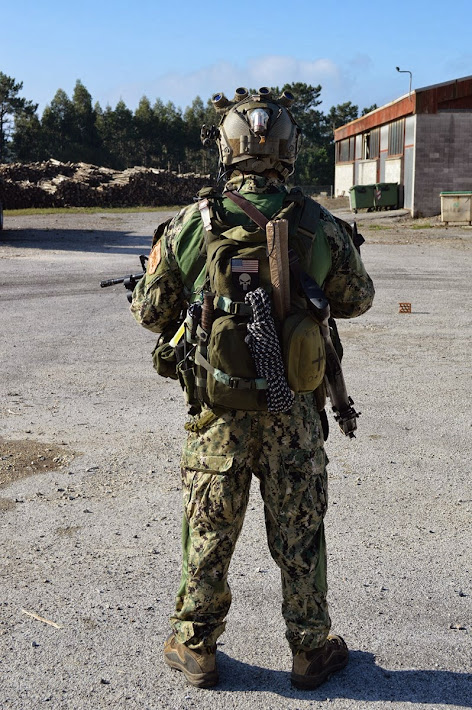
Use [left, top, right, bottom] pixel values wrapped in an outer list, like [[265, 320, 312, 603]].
[[2, 0, 472, 118]]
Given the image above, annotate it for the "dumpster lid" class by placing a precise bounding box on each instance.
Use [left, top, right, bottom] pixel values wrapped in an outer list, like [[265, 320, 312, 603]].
[[440, 191, 472, 195]]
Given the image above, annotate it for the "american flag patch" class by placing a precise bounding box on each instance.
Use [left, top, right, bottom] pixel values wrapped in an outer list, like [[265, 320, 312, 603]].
[[231, 258, 259, 273]]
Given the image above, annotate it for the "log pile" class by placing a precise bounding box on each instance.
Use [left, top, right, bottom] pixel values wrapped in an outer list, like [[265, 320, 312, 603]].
[[0, 160, 212, 209]]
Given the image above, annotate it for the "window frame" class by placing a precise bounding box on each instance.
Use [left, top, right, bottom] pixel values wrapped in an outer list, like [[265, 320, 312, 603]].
[[388, 118, 405, 157]]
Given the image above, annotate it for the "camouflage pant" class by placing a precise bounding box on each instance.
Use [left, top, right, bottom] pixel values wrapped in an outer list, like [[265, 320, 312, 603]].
[[170, 394, 331, 653]]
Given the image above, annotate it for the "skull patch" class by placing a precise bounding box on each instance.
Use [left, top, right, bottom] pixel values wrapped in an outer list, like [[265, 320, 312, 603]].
[[231, 258, 259, 295], [239, 273, 251, 291]]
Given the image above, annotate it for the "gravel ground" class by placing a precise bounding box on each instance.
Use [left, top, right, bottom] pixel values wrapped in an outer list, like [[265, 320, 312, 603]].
[[0, 207, 471, 710]]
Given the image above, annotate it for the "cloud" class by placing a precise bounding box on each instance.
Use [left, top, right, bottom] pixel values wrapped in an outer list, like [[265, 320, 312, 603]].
[[106, 55, 347, 111], [245, 56, 342, 88]]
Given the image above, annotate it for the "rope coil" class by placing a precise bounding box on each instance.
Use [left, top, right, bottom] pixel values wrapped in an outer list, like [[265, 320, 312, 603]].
[[245, 288, 294, 413]]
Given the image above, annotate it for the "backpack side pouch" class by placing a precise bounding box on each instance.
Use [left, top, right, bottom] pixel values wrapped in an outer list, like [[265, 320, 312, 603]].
[[205, 315, 268, 411], [152, 341, 179, 379], [282, 312, 326, 393]]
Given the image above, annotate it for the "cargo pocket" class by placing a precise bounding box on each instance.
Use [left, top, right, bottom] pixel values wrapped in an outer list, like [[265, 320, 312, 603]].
[[180, 453, 251, 531], [181, 451, 235, 474], [277, 448, 328, 526]]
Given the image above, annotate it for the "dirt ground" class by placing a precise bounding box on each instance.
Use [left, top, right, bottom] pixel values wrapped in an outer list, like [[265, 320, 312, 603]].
[[0, 206, 471, 710]]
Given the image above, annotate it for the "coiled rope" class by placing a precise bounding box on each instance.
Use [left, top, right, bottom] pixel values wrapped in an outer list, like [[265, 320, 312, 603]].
[[245, 288, 294, 413]]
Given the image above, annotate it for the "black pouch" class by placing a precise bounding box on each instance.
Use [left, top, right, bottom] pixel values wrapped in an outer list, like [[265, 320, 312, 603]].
[[177, 360, 199, 407]]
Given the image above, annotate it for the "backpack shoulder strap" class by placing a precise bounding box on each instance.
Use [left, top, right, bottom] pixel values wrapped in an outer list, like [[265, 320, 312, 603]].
[[276, 189, 321, 238], [298, 196, 321, 237], [274, 191, 322, 269]]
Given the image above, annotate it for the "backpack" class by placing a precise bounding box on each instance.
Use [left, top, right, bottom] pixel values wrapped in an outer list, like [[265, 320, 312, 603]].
[[168, 187, 331, 412]]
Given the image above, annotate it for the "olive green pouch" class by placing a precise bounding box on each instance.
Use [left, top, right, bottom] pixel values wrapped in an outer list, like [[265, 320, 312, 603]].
[[282, 312, 325, 393], [205, 315, 267, 411], [152, 341, 179, 379]]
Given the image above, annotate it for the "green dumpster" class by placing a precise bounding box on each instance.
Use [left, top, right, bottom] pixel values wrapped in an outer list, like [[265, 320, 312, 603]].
[[374, 183, 398, 210], [349, 184, 375, 212]]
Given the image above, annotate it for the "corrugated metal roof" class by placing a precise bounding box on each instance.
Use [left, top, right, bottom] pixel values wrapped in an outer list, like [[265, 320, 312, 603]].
[[334, 74, 472, 140], [334, 94, 415, 140], [415, 74, 472, 93]]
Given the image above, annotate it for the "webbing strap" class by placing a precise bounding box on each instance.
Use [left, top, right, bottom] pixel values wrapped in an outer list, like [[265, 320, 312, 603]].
[[198, 198, 213, 232], [223, 190, 269, 229], [194, 349, 268, 390], [214, 295, 253, 316]]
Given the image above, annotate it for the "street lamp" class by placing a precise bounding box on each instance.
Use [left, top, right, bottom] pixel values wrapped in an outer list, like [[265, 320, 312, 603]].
[[396, 67, 412, 99]]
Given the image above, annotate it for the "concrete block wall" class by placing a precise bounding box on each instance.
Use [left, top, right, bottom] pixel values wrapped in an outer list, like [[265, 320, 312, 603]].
[[414, 113, 472, 216]]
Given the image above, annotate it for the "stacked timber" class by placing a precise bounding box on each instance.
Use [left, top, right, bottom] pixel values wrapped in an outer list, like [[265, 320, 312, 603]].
[[1, 179, 55, 209], [0, 160, 211, 209]]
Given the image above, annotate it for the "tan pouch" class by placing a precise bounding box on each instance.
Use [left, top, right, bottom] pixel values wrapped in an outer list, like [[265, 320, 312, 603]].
[[283, 312, 326, 393]]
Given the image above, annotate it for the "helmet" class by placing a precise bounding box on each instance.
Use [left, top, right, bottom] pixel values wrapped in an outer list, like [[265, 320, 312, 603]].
[[201, 87, 301, 180]]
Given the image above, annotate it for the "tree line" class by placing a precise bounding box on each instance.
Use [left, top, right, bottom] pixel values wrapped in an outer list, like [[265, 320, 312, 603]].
[[0, 72, 376, 186]]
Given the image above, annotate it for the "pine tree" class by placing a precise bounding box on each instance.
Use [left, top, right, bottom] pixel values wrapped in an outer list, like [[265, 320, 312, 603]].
[[0, 72, 38, 162]]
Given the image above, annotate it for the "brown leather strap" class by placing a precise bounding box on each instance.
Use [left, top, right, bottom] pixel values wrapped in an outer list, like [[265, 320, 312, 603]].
[[223, 190, 269, 229]]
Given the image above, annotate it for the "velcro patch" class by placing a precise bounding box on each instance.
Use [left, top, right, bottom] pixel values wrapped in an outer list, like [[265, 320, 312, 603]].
[[148, 241, 162, 274], [231, 258, 259, 293]]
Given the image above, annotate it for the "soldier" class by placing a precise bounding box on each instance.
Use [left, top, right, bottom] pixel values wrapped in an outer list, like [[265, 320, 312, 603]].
[[131, 87, 374, 690]]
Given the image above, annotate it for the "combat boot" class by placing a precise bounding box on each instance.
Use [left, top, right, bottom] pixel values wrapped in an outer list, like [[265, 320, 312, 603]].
[[291, 634, 349, 689], [163, 634, 219, 688]]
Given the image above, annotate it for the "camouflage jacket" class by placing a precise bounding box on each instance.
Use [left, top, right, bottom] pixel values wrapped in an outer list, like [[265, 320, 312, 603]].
[[130, 175, 375, 335]]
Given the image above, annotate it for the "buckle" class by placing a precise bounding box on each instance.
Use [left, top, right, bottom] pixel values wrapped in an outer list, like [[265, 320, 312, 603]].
[[229, 301, 252, 316], [229, 377, 253, 390]]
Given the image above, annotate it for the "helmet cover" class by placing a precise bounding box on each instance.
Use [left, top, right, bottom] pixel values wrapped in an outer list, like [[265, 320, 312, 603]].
[[215, 93, 301, 179]]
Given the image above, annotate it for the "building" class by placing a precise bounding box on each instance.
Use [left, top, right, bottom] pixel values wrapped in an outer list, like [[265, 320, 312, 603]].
[[334, 75, 472, 217]]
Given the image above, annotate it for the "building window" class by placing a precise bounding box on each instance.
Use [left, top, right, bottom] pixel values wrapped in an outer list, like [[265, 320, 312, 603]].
[[388, 119, 405, 156], [336, 137, 356, 163], [362, 128, 380, 159]]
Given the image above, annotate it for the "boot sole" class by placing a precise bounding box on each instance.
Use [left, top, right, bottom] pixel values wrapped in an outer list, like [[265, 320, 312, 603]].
[[164, 654, 219, 689]]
